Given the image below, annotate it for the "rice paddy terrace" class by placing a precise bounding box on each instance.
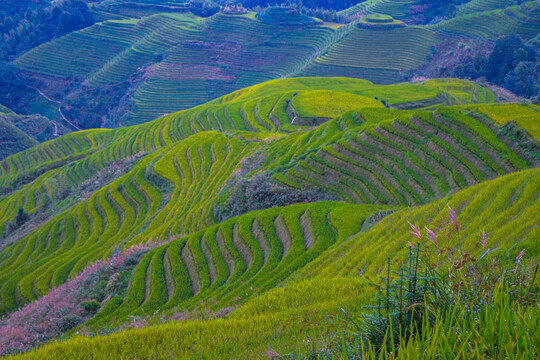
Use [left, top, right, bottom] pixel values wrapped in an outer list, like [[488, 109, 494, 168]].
[[299, 25, 437, 84], [0, 77, 538, 352], [11, 1, 540, 130], [430, 0, 540, 41], [13, 12, 341, 126], [5, 159, 540, 359], [338, 0, 420, 20], [5, 75, 540, 359]]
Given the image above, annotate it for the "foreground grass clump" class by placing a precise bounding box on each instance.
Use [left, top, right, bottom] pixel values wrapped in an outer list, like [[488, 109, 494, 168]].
[[289, 207, 540, 359], [296, 284, 540, 360]]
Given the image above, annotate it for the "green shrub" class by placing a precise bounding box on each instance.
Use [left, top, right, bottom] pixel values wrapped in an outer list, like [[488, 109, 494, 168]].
[[55, 315, 83, 332], [15, 207, 30, 227], [82, 300, 101, 313]]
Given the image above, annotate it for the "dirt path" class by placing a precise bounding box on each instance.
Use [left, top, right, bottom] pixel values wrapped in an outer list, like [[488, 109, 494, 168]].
[[58, 106, 82, 131], [34, 87, 82, 131], [35, 88, 60, 104]]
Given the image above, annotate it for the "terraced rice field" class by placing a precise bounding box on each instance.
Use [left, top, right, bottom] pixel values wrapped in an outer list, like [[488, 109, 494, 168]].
[[273, 107, 533, 206], [338, 0, 420, 19], [477, 104, 540, 140], [13, 19, 142, 78], [297, 167, 540, 277], [431, 0, 540, 41], [13, 2, 534, 129], [456, 0, 512, 16], [126, 14, 339, 124], [0, 132, 255, 314], [0, 78, 530, 321], [8, 167, 539, 359], [291, 91, 383, 119], [12, 13, 342, 126], [86, 14, 201, 87], [87, 201, 384, 325], [300, 26, 437, 84], [0, 78, 495, 201]]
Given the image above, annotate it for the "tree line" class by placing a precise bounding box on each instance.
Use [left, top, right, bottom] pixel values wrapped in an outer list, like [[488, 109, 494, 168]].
[[238, 0, 359, 11], [0, 0, 94, 62], [453, 34, 539, 100]]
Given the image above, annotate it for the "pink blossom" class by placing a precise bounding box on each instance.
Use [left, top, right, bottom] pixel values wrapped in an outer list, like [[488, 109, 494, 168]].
[[408, 222, 421, 240], [407, 241, 415, 249], [265, 349, 281, 359], [515, 250, 525, 271], [447, 204, 460, 234], [0, 241, 156, 355], [478, 229, 488, 248], [425, 227, 437, 248]]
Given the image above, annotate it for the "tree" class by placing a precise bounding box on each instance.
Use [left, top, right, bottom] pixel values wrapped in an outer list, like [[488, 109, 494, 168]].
[[3, 16, 13, 32], [452, 64, 464, 78], [463, 64, 477, 78], [514, 62, 534, 96], [514, 47, 528, 63], [446, 3, 457, 19], [15, 207, 29, 227], [57, 11, 72, 35], [485, 34, 522, 83]]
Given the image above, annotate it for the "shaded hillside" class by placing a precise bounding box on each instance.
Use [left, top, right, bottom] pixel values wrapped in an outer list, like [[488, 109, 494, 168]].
[[0, 105, 67, 161], [1, 2, 537, 139], [0, 78, 536, 319], [0, 115, 38, 161]]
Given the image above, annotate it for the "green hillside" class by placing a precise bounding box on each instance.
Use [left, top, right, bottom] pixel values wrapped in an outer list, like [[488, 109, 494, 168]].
[[6, 167, 539, 359], [0, 117, 39, 162], [7, 1, 540, 132], [0, 78, 501, 315], [430, 0, 540, 41], [0, 78, 538, 358], [0, 78, 491, 194], [0, 106, 62, 161], [300, 25, 437, 83], [338, 0, 420, 19]]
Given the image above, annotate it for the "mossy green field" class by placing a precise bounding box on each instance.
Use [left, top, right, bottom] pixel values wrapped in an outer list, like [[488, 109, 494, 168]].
[[0, 77, 538, 359]]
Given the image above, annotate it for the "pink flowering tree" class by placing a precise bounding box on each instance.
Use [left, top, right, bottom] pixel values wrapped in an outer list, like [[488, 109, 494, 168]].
[[0, 242, 156, 355]]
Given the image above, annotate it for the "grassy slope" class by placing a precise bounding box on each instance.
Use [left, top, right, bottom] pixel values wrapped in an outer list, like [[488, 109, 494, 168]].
[[0, 113, 39, 161], [477, 103, 540, 139], [10, 2, 539, 129], [0, 106, 63, 161], [0, 78, 537, 358], [8, 167, 539, 360], [0, 78, 502, 315], [430, 0, 540, 41]]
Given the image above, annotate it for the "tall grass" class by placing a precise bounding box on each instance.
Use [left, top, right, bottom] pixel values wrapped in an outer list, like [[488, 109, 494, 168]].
[[287, 206, 540, 359]]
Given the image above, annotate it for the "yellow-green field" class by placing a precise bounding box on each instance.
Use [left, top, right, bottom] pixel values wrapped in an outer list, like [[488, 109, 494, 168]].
[[291, 90, 383, 118], [478, 104, 540, 140], [0, 77, 538, 359]]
